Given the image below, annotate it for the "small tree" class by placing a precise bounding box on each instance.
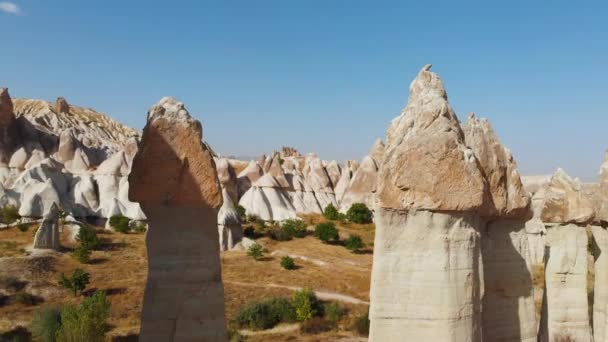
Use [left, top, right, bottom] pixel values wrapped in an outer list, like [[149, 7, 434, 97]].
[[247, 243, 264, 261], [314, 222, 339, 243], [72, 246, 92, 264], [282, 219, 307, 238], [353, 310, 370, 336], [58, 269, 90, 296], [31, 307, 62, 342], [344, 235, 365, 253], [323, 302, 345, 324], [323, 204, 340, 221], [109, 214, 131, 233], [17, 223, 29, 232], [76, 225, 100, 250], [293, 288, 319, 322], [346, 203, 373, 224], [1, 205, 20, 224], [280, 256, 296, 270], [56, 291, 111, 342], [236, 205, 247, 222]]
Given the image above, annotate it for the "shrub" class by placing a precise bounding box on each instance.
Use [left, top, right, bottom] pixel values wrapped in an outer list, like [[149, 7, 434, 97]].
[[247, 243, 264, 261], [353, 311, 370, 336], [76, 225, 100, 250], [228, 328, 245, 342], [132, 222, 147, 234], [323, 204, 340, 220], [282, 219, 307, 238], [300, 317, 333, 334], [243, 226, 255, 238], [268, 225, 293, 241], [346, 203, 373, 224], [1, 205, 20, 224], [109, 214, 131, 233], [323, 302, 345, 323], [280, 256, 296, 270], [17, 223, 29, 232], [31, 307, 62, 342], [58, 269, 90, 296], [71, 246, 91, 264], [56, 291, 111, 342], [14, 291, 37, 305], [344, 235, 365, 252], [236, 205, 247, 222], [0, 276, 26, 292], [235, 297, 295, 330], [293, 288, 319, 322], [314, 222, 339, 243]]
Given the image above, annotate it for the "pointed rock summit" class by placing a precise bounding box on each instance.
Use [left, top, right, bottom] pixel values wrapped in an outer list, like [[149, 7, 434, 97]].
[[129, 96, 226, 341], [378, 65, 488, 211], [0, 88, 18, 165], [535, 168, 595, 224], [464, 113, 531, 218], [54, 97, 70, 114]]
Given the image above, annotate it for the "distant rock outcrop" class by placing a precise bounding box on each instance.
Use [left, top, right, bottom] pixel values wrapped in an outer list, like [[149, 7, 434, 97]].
[[32, 203, 61, 250], [129, 97, 227, 341], [339, 141, 384, 213], [218, 188, 243, 251]]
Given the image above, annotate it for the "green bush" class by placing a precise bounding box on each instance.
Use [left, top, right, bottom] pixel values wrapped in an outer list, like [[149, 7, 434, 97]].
[[109, 214, 130, 233], [346, 203, 373, 224], [56, 291, 111, 342], [300, 317, 333, 334], [282, 219, 307, 238], [31, 307, 62, 342], [268, 225, 293, 241], [236, 205, 247, 222], [76, 225, 100, 250], [314, 222, 339, 243], [14, 291, 37, 305], [293, 288, 319, 322], [344, 235, 365, 252], [1, 205, 20, 224], [323, 204, 340, 220], [132, 222, 147, 234], [280, 256, 296, 270], [353, 310, 370, 336], [235, 297, 295, 330], [17, 223, 29, 232], [58, 269, 90, 296], [323, 302, 345, 323], [247, 243, 264, 261], [71, 246, 91, 264]]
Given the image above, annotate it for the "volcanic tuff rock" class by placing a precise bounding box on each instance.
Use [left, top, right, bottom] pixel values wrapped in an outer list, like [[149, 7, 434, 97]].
[[129, 97, 226, 341], [540, 224, 592, 342], [378, 64, 488, 211], [32, 202, 61, 250], [534, 168, 595, 224], [598, 152, 608, 222], [238, 173, 297, 221], [218, 188, 243, 251], [370, 65, 487, 341], [339, 156, 379, 213], [591, 226, 608, 342], [464, 113, 530, 218], [0, 88, 18, 166]]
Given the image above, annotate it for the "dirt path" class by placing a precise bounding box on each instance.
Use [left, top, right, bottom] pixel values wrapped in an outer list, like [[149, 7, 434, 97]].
[[225, 280, 369, 305], [239, 323, 300, 336]]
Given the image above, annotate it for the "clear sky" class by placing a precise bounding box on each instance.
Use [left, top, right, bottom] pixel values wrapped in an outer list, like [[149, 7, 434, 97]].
[[1, 1, 607, 181]]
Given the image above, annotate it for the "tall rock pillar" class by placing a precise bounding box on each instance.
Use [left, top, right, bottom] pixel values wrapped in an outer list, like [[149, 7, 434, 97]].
[[370, 65, 488, 341], [0, 88, 18, 166], [129, 97, 226, 341]]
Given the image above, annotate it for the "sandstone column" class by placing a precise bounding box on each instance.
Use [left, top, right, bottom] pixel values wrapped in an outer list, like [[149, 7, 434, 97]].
[[370, 65, 488, 341], [0, 88, 18, 166], [129, 97, 226, 341], [32, 202, 61, 250], [536, 169, 594, 342], [591, 225, 608, 342]]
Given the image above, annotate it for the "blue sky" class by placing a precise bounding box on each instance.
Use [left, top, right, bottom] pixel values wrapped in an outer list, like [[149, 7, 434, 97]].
[[1, 1, 607, 181]]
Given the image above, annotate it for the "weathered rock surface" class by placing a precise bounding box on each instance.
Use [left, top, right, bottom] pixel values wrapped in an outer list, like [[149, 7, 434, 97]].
[[464, 113, 530, 218], [218, 188, 243, 251], [535, 168, 595, 224], [370, 209, 483, 341], [598, 152, 608, 223], [540, 224, 592, 342], [0, 88, 18, 166], [370, 65, 487, 341], [378, 64, 488, 211], [482, 219, 536, 342], [129, 97, 227, 341], [303, 154, 337, 210], [238, 173, 297, 221], [591, 226, 608, 342], [339, 156, 379, 213], [32, 203, 61, 250]]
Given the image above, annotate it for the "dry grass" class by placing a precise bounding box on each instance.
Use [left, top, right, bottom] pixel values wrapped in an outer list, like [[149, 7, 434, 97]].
[[0, 218, 372, 340]]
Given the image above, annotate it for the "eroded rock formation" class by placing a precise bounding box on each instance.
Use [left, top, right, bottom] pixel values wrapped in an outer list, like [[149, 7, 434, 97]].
[[32, 202, 61, 250], [370, 65, 487, 341], [129, 97, 227, 341]]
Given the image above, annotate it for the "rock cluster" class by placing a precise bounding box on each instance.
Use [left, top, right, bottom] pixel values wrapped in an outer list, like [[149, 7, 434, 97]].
[[129, 97, 227, 341]]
